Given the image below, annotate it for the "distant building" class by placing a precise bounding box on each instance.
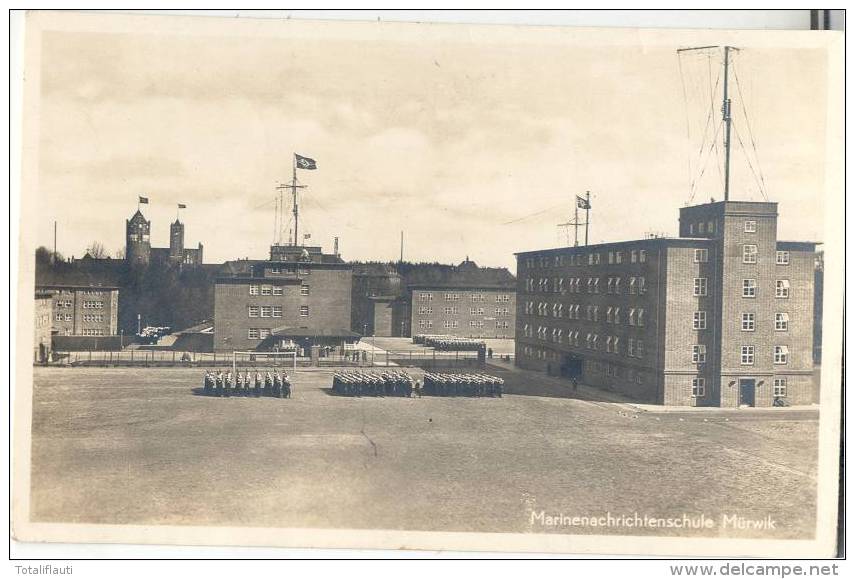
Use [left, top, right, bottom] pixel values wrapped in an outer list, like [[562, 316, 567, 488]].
[[515, 200, 818, 407], [34, 290, 53, 362], [214, 244, 355, 353], [126, 210, 203, 266], [410, 285, 516, 339], [351, 264, 408, 337], [351, 258, 517, 338], [37, 284, 120, 337]]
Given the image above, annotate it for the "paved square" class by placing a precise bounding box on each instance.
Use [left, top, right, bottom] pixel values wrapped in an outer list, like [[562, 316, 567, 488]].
[[29, 366, 818, 539]]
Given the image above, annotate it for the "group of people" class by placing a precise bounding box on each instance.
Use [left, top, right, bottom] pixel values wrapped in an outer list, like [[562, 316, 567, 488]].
[[414, 335, 486, 352], [202, 369, 291, 398], [422, 372, 504, 397], [332, 371, 415, 397]]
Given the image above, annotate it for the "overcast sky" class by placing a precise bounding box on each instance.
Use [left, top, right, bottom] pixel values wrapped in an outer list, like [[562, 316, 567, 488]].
[[33, 16, 829, 271]]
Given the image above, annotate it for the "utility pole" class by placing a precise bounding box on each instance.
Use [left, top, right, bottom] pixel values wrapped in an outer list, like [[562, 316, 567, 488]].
[[53, 221, 57, 264], [722, 45, 733, 202], [677, 45, 739, 201], [281, 165, 306, 246]]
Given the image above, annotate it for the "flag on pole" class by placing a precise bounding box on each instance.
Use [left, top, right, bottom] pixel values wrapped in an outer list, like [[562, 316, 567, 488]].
[[303, 233, 312, 240], [178, 203, 187, 209], [295, 154, 317, 170], [576, 195, 590, 209], [139, 196, 149, 204]]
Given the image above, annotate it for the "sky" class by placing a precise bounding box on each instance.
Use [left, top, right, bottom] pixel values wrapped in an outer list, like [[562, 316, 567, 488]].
[[32, 16, 830, 271]]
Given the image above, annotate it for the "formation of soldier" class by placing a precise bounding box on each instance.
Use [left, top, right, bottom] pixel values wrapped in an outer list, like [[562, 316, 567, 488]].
[[423, 372, 504, 397], [202, 368, 291, 398], [413, 334, 486, 352], [332, 371, 414, 397]]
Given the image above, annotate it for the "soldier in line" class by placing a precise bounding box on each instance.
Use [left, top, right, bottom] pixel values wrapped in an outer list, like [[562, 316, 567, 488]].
[[224, 370, 233, 397], [215, 370, 224, 397], [281, 370, 292, 398], [237, 369, 246, 395], [254, 368, 263, 397], [272, 370, 282, 398], [202, 370, 212, 395]]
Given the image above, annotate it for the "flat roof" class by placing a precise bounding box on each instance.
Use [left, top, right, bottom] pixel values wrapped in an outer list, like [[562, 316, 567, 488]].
[[515, 236, 711, 257]]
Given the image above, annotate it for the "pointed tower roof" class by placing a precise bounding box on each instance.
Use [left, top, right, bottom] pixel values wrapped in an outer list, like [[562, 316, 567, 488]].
[[128, 209, 148, 224]]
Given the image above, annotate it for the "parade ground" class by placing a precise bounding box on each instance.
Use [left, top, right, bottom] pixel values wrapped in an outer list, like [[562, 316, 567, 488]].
[[29, 366, 819, 540]]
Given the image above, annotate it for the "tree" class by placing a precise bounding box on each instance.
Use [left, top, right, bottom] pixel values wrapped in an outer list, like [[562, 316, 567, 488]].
[[35, 246, 62, 264], [87, 241, 109, 259], [114, 248, 126, 259]]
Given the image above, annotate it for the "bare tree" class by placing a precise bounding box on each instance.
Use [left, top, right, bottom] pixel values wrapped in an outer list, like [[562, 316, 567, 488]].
[[87, 241, 109, 259], [114, 248, 126, 260]]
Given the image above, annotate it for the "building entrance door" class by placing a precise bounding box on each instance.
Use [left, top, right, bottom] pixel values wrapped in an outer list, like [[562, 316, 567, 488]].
[[739, 378, 756, 407], [560, 355, 583, 380]]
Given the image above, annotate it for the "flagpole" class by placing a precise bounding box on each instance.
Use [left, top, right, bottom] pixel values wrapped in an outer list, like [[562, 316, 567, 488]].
[[292, 154, 299, 247], [574, 199, 579, 247], [585, 190, 590, 246]]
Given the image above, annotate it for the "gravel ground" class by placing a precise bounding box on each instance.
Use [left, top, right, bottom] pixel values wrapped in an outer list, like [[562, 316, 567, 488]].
[[29, 366, 818, 539]]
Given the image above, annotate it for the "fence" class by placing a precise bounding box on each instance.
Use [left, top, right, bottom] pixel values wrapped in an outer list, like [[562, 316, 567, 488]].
[[48, 348, 496, 369]]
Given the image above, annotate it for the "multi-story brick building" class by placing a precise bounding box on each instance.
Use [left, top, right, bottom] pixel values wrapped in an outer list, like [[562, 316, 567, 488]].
[[36, 284, 120, 337], [411, 285, 516, 338], [213, 244, 355, 353], [515, 200, 818, 407], [34, 290, 54, 362], [352, 259, 517, 338]]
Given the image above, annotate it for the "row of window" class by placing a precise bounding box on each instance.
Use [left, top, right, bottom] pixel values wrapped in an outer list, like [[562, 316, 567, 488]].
[[55, 313, 72, 322], [525, 304, 646, 326], [247, 328, 272, 339], [523, 249, 648, 270], [741, 246, 792, 265], [526, 276, 648, 296], [55, 300, 73, 308], [82, 314, 105, 323], [692, 277, 791, 298], [690, 345, 790, 365], [81, 290, 105, 296], [417, 292, 511, 302], [268, 266, 310, 275], [691, 377, 789, 397], [248, 305, 284, 318], [523, 326, 647, 358], [703, 311, 786, 331], [524, 244, 790, 270], [417, 306, 512, 316], [80, 328, 106, 336], [248, 284, 301, 296], [416, 319, 511, 329], [82, 300, 105, 309]]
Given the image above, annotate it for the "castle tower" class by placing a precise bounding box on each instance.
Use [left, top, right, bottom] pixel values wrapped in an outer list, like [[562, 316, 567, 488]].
[[125, 210, 151, 265], [169, 219, 185, 261]]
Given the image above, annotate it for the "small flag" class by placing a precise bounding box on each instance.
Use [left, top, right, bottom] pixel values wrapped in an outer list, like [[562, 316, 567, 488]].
[[139, 196, 149, 204], [178, 203, 187, 209], [303, 233, 312, 240], [576, 196, 590, 210], [295, 154, 317, 170]]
